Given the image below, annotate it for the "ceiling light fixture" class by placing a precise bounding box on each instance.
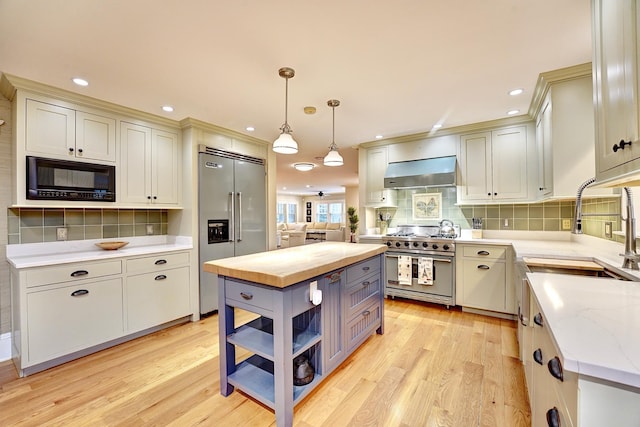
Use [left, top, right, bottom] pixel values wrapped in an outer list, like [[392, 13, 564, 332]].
[[162, 105, 174, 112], [323, 99, 344, 167], [273, 67, 298, 154], [294, 162, 315, 172], [375, 134, 384, 139], [72, 77, 88, 87], [509, 88, 524, 96], [507, 109, 520, 115], [432, 124, 443, 129], [246, 126, 255, 132]]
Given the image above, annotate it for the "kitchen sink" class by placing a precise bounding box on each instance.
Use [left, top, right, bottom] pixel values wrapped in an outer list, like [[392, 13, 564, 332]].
[[523, 257, 638, 281]]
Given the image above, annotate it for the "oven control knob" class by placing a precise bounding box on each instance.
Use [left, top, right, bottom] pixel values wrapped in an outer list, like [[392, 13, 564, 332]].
[[395, 242, 401, 247], [443, 244, 450, 251], [413, 242, 419, 247], [386, 241, 392, 247], [422, 242, 429, 248], [404, 241, 410, 247], [432, 244, 439, 250]]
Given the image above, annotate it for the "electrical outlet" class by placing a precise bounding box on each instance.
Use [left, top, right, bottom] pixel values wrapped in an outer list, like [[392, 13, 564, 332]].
[[562, 219, 571, 230], [56, 227, 67, 241], [605, 221, 612, 238], [146, 224, 154, 235]]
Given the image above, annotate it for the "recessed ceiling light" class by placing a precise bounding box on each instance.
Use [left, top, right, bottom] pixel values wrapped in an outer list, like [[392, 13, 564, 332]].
[[246, 126, 255, 132], [162, 105, 174, 112], [294, 162, 314, 172], [507, 109, 520, 115], [72, 77, 89, 87], [305, 185, 312, 188], [509, 88, 524, 96], [375, 135, 384, 139], [432, 124, 442, 129]]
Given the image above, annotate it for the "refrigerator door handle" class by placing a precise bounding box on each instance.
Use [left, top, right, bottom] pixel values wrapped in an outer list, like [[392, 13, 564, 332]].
[[237, 192, 243, 242], [229, 191, 235, 242]]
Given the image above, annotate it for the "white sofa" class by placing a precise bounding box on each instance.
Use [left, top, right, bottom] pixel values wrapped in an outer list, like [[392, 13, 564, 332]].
[[278, 222, 345, 245], [278, 223, 307, 248]]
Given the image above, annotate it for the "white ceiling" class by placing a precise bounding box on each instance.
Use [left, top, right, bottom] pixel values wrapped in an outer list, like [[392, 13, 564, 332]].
[[0, 0, 593, 196]]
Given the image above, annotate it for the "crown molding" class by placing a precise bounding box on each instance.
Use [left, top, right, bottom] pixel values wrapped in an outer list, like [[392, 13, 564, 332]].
[[179, 117, 269, 147], [527, 62, 592, 118]]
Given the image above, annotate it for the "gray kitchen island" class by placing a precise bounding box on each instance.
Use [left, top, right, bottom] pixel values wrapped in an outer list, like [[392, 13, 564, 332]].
[[203, 242, 386, 427]]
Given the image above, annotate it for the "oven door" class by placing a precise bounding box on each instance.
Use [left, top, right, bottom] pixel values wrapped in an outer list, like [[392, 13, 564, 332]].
[[385, 252, 454, 298]]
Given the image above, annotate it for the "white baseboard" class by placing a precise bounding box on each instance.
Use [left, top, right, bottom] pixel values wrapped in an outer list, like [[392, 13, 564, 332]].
[[0, 332, 11, 362]]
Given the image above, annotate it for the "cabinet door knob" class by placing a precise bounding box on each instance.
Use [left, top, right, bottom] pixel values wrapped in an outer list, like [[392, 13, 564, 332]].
[[70, 289, 89, 297], [533, 312, 543, 326], [546, 407, 560, 427], [70, 270, 89, 277], [533, 348, 543, 365], [613, 139, 633, 152], [68, 147, 74, 153], [548, 356, 563, 381], [77, 148, 83, 154]]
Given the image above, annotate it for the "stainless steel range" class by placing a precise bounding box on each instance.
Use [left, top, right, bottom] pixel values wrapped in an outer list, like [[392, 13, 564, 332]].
[[382, 224, 456, 308]]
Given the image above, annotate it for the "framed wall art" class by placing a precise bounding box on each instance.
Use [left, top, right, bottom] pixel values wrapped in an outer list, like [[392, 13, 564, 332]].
[[412, 192, 442, 221]]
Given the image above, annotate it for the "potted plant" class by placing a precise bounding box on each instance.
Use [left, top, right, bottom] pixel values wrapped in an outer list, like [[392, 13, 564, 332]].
[[347, 206, 359, 243]]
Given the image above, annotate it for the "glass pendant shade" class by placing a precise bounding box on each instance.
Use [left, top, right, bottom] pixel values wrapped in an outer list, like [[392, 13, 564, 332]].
[[324, 146, 344, 166], [273, 132, 298, 154]]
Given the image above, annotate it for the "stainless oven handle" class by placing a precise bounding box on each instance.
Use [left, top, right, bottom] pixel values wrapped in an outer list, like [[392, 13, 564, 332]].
[[385, 254, 452, 263]]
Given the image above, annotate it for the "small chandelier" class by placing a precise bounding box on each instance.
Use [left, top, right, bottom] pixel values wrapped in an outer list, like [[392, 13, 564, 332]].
[[323, 99, 344, 166], [273, 67, 298, 154]]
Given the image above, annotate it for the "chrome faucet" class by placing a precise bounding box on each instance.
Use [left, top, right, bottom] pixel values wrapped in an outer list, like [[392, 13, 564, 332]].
[[621, 187, 639, 270], [572, 177, 596, 234], [571, 178, 638, 269]]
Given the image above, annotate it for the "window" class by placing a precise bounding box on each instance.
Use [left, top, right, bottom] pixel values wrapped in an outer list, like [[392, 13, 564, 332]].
[[316, 202, 344, 223], [277, 202, 298, 223]]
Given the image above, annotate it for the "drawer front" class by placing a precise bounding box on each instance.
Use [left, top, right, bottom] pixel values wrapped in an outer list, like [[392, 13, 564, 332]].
[[25, 260, 122, 288], [27, 277, 124, 363], [345, 276, 380, 319], [127, 266, 190, 332], [225, 279, 273, 312], [126, 252, 190, 274], [346, 256, 380, 284], [290, 280, 317, 317], [346, 301, 381, 352], [462, 245, 506, 260]]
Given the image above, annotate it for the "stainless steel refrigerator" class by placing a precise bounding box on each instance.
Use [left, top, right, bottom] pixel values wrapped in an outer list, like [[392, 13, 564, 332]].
[[198, 146, 267, 314]]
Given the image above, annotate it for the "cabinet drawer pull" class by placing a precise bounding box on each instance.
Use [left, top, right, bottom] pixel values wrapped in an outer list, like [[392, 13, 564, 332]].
[[70, 270, 89, 277], [362, 266, 370, 271], [477, 250, 490, 256], [534, 313, 543, 326], [548, 357, 563, 381], [362, 310, 371, 316], [533, 348, 543, 365], [362, 281, 370, 287], [328, 272, 341, 283], [71, 289, 89, 297], [154, 259, 167, 265], [477, 265, 490, 270], [240, 292, 253, 300], [613, 139, 632, 152], [154, 274, 167, 281], [546, 407, 560, 427]]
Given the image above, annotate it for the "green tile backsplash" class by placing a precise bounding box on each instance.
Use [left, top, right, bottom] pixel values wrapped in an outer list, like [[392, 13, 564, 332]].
[[8, 208, 168, 244], [375, 188, 622, 241]]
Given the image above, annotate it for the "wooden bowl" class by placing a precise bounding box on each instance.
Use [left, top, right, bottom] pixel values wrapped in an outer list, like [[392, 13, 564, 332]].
[[95, 241, 129, 250]]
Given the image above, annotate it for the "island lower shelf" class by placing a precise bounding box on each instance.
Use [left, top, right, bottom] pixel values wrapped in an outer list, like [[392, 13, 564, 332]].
[[212, 247, 385, 427]]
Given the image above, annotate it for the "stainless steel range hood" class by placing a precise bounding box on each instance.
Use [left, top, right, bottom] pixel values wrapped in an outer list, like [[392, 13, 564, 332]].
[[384, 155, 457, 189]]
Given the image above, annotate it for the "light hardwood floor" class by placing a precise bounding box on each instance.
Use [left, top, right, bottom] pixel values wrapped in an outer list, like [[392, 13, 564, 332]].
[[0, 299, 530, 426]]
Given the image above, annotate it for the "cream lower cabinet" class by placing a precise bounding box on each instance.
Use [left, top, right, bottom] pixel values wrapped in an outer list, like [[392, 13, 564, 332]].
[[455, 244, 515, 315], [10, 250, 192, 376]]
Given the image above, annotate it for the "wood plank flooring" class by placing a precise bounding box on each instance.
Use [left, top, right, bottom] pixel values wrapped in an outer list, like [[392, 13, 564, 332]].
[[0, 299, 530, 426]]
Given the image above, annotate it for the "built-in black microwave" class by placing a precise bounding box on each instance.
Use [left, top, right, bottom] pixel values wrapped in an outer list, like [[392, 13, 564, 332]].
[[26, 156, 116, 202]]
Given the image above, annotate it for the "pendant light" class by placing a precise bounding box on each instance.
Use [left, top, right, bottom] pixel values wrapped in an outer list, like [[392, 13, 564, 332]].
[[323, 99, 344, 167], [273, 67, 298, 154]]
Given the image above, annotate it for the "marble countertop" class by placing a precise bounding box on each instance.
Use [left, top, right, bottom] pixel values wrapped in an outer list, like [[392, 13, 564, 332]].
[[204, 241, 387, 288], [6, 236, 193, 269]]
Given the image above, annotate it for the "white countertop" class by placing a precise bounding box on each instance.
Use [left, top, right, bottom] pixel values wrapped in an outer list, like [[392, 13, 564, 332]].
[[6, 235, 193, 269], [457, 229, 640, 389]]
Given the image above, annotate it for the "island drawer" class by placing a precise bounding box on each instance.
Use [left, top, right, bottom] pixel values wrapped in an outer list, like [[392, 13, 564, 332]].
[[346, 256, 380, 283], [25, 260, 123, 288], [226, 280, 273, 312], [346, 300, 381, 352], [345, 276, 380, 319]]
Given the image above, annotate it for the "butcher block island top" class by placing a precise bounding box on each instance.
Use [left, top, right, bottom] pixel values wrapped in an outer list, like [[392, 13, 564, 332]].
[[203, 241, 387, 288]]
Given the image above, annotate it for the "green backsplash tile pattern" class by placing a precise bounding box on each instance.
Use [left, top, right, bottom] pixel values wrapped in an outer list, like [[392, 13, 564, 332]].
[[7, 208, 169, 244], [374, 188, 622, 241]]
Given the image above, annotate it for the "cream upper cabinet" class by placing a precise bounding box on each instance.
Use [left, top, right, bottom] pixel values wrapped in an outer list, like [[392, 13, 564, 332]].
[[120, 122, 180, 207], [25, 99, 116, 163], [365, 146, 397, 207], [592, 0, 640, 184], [536, 96, 553, 198], [458, 125, 529, 203]]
